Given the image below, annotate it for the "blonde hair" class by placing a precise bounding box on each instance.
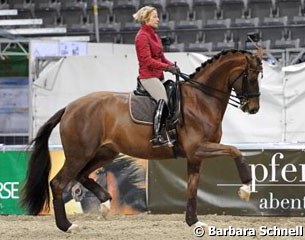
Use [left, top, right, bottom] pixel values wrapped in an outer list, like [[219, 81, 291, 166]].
[[133, 6, 157, 24]]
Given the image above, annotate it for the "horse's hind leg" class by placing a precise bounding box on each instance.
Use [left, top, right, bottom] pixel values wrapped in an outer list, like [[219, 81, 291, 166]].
[[77, 174, 112, 217], [77, 147, 118, 216], [50, 157, 92, 232], [77, 175, 112, 203]]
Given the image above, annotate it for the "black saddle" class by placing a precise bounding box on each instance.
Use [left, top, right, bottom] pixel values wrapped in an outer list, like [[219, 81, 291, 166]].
[[130, 78, 181, 144], [133, 79, 180, 122], [133, 79, 151, 97]]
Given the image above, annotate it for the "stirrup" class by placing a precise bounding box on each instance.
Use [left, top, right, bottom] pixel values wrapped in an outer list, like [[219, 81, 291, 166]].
[[150, 135, 169, 147], [165, 131, 174, 148]]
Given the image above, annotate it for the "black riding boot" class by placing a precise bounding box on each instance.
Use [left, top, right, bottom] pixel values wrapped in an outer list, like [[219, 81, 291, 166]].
[[151, 99, 169, 147]]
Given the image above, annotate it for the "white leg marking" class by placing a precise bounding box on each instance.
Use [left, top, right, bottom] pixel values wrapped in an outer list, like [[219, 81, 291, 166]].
[[100, 200, 111, 218], [238, 184, 251, 201]]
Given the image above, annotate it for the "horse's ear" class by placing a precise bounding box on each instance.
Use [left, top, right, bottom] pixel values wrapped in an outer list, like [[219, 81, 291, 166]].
[[253, 47, 265, 61], [244, 53, 253, 66]]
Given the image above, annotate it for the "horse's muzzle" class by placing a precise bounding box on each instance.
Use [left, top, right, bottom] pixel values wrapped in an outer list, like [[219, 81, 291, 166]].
[[249, 108, 259, 114], [243, 106, 259, 114], [241, 100, 259, 114]]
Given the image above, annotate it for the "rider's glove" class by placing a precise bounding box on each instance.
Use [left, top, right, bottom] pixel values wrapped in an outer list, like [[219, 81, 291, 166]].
[[166, 65, 180, 74]]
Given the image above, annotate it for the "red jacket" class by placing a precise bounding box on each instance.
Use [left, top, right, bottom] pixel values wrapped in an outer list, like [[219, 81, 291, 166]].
[[135, 24, 173, 79]]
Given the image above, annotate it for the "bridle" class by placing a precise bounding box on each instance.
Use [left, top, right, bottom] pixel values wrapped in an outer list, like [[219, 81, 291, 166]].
[[228, 61, 262, 108], [176, 58, 262, 109]]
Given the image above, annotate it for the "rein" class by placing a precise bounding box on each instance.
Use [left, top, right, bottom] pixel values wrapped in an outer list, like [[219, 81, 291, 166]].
[[176, 62, 261, 109]]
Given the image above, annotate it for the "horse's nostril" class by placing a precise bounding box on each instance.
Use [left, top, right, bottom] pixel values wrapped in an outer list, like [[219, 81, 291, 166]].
[[249, 108, 258, 114]]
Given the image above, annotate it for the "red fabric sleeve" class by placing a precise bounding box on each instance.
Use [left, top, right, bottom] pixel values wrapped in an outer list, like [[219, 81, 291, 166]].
[[136, 35, 171, 71]]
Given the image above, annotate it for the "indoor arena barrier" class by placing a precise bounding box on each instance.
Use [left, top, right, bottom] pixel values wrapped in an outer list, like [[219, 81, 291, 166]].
[[1, 144, 305, 216]]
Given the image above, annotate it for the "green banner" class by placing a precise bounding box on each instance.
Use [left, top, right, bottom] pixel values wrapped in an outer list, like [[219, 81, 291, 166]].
[[0, 151, 28, 215], [0, 48, 28, 77]]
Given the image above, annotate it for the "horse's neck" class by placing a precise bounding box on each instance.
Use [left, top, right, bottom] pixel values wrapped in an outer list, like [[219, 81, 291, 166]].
[[186, 58, 243, 121], [197, 57, 241, 91], [181, 82, 228, 127]]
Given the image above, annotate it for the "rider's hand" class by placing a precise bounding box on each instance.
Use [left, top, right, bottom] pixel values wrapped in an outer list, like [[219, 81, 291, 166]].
[[167, 65, 180, 74]]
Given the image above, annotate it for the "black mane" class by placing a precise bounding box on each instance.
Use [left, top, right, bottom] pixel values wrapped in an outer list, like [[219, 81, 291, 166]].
[[189, 49, 253, 79]]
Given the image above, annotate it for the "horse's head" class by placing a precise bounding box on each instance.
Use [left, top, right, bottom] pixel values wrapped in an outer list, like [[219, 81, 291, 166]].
[[184, 50, 263, 115], [230, 52, 263, 114]]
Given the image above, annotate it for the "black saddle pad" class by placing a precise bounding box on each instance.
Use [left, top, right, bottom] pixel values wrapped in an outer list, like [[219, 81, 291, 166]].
[[129, 93, 156, 125]]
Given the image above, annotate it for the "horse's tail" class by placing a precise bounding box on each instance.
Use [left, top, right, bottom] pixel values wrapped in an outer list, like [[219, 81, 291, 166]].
[[21, 107, 66, 215]]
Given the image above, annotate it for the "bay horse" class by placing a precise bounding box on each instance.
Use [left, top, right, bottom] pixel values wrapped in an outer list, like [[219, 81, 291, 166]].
[[21, 49, 262, 232]]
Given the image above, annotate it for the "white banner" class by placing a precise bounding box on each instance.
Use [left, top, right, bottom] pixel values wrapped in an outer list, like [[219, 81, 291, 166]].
[[32, 42, 303, 145], [283, 62, 305, 142]]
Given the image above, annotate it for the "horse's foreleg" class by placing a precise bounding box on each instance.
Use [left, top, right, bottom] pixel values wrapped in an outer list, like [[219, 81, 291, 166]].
[[185, 161, 202, 226], [184, 142, 252, 229], [234, 155, 252, 201], [234, 155, 252, 184], [193, 142, 252, 201], [203, 143, 252, 200]]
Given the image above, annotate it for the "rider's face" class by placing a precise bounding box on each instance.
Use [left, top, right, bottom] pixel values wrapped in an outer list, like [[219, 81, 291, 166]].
[[146, 10, 159, 29]]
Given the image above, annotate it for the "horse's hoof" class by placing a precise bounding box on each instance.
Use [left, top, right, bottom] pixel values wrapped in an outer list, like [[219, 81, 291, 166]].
[[192, 221, 209, 237], [238, 184, 251, 201], [193, 221, 208, 228], [100, 200, 111, 218], [192, 221, 209, 235], [66, 223, 80, 233]]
